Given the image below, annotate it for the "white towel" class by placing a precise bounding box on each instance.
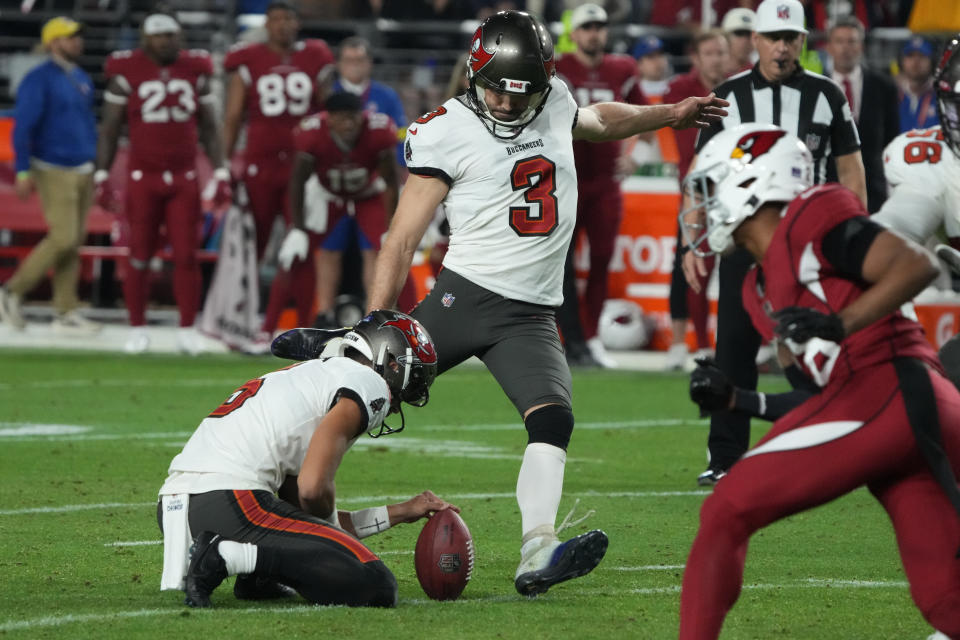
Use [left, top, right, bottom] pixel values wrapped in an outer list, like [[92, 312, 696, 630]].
[[160, 494, 192, 591]]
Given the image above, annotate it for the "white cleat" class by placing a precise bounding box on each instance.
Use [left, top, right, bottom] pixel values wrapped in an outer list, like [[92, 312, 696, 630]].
[[664, 343, 689, 371], [586, 337, 618, 368], [52, 310, 102, 336], [514, 530, 609, 597], [0, 286, 26, 330], [926, 632, 951, 640], [124, 327, 150, 354], [177, 327, 207, 356]]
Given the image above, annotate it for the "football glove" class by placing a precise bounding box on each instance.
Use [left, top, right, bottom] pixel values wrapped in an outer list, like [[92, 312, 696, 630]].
[[93, 169, 120, 213], [277, 228, 309, 270], [772, 306, 845, 343], [271, 327, 350, 361], [689, 357, 734, 414], [202, 167, 233, 211]]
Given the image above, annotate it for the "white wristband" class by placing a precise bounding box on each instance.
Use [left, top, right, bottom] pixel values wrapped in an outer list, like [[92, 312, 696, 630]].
[[213, 167, 230, 182], [94, 169, 109, 185], [350, 505, 391, 539]]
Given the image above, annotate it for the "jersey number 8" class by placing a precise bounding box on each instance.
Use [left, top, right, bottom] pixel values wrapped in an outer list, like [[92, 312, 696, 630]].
[[258, 72, 312, 117]]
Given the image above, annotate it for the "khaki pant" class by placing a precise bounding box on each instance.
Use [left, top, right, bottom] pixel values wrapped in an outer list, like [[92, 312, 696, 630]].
[[7, 165, 93, 314]]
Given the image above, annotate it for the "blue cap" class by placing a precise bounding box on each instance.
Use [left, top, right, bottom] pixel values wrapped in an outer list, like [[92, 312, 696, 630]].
[[902, 36, 933, 57], [632, 35, 664, 59]]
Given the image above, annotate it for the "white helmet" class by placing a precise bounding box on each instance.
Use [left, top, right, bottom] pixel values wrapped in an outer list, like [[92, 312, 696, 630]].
[[679, 123, 813, 256], [598, 299, 649, 350]]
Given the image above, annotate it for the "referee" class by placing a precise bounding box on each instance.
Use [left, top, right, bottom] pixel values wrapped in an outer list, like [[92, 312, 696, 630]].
[[683, 0, 867, 486]]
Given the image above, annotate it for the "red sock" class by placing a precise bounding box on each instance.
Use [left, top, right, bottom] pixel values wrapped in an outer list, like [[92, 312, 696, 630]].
[[123, 260, 150, 326]]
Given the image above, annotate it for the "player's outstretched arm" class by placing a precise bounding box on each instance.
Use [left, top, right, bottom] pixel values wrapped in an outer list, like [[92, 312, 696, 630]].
[[840, 230, 939, 336], [297, 396, 366, 523], [367, 173, 448, 311], [338, 491, 460, 539], [573, 94, 728, 142]]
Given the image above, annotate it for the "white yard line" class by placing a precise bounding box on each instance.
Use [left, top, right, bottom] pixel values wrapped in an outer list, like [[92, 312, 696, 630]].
[[1, 490, 709, 517], [0, 579, 912, 632], [613, 565, 686, 571], [104, 540, 162, 547]]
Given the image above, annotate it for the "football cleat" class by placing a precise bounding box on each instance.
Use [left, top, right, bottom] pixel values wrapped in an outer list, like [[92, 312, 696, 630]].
[[52, 310, 102, 336], [184, 531, 228, 608], [664, 343, 689, 371], [697, 466, 728, 487], [586, 337, 618, 369], [124, 327, 150, 354], [564, 340, 600, 368], [0, 286, 25, 330], [514, 529, 608, 597]]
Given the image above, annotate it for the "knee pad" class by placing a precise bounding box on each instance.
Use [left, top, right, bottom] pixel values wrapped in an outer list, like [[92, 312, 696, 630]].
[[524, 404, 574, 450]]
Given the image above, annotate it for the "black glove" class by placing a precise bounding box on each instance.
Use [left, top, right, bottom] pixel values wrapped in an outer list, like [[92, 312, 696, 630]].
[[689, 357, 734, 414], [772, 306, 845, 343], [271, 327, 350, 361]]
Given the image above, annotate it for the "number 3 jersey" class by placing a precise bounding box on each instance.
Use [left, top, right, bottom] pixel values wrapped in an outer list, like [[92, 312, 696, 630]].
[[104, 48, 214, 173], [741, 184, 936, 387], [159, 358, 390, 496], [223, 40, 334, 163], [874, 126, 960, 245], [404, 76, 579, 306]]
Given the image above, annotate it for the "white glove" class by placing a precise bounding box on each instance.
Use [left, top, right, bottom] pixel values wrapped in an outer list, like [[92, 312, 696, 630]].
[[278, 227, 309, 270]]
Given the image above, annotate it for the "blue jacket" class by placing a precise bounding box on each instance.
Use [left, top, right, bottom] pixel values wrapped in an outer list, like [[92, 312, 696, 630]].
[[333, 79, 407, 165], [898, 86, 939, 133], [12, 59, 97, 173]]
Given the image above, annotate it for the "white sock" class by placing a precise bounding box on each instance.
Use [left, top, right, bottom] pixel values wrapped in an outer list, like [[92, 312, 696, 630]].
[[217, 540, 258, 576], [516, 442, 566, 541]]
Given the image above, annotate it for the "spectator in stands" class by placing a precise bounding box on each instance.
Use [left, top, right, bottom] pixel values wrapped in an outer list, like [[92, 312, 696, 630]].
[[648, 0, 746, 29], [664, 29, 731, 371], [2, 17, 101, 335], [825, 15, 899, 213], [632, 35, 671, 100], [721, 7, 756, 73], [897, 36, 939, 133]]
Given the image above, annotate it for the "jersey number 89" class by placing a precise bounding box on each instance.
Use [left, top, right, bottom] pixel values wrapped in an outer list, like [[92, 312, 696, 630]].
[[258, 72, 312, 117]]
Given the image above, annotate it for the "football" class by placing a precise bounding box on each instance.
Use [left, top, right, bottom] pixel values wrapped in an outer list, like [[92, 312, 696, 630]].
[[414, 508, 474, 601]]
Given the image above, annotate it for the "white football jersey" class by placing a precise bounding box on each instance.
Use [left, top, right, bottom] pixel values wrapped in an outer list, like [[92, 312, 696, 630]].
[[875, 126, 960, 243], [159, 358, 390, 496], [404, 76, 579, 306]]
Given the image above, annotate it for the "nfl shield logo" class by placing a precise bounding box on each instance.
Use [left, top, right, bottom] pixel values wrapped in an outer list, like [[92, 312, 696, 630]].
[[804, 133, 821, 151], [777, 4, 790, 19], [441, 292, 455, 308]]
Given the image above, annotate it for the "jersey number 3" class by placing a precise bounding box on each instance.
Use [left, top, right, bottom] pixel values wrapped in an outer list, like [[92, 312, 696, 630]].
[[509, 155, 558, 236]]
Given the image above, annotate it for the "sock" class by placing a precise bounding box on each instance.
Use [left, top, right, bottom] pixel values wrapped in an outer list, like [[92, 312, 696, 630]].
[[123, 261, 149, 326], [516, 442, 566, 542], [217, 540, 258, 576]]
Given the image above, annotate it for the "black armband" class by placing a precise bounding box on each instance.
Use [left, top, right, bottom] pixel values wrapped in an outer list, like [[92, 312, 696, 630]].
[[733, 388, 816, 421], [821, 217, 884, 281]]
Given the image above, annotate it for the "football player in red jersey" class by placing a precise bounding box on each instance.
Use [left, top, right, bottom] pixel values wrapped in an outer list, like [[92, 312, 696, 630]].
[[554, 3, 646, 368], [96, 13, 230, 355], [677, 123, 960, 639], [265, 92, 399, 334], [222, 1, 334, 340]]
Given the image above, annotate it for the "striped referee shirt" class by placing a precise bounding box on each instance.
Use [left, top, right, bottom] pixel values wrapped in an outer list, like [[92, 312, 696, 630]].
[[695, 63, 861, 184]]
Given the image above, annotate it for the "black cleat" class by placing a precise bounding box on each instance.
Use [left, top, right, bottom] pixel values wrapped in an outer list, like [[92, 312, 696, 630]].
[[184, 531, 228, 608], [514, 529, 609, 597], [697, 466, 728, 487], [233, 574, 295, 600]]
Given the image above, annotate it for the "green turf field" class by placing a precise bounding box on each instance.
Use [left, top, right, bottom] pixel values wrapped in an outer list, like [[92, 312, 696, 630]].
[[0, 350, 936, 639]]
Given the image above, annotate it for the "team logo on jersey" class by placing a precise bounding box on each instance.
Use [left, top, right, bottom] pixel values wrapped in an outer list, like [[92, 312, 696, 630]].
[[731, 130, 787, 163], [469, 27, 495, 73], [777, 4, 790, 19], [441, 292, 455, 308], [405, 139, 413, 163], [382, 318, 438, 364], [370, 397, 386, 413]]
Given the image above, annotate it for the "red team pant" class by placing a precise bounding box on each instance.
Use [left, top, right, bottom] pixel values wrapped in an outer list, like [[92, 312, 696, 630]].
[[244, 156, 317, 331], [575, 178, 622, 339], [679, 359, 960, 639], [123, 169, 202, 327]]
